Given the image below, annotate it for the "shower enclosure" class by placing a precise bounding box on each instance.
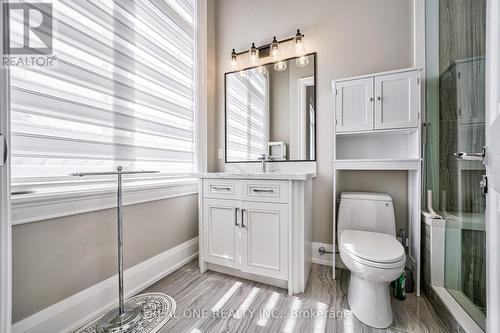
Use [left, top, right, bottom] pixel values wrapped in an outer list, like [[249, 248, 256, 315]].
[[425, 0, 487, 329]]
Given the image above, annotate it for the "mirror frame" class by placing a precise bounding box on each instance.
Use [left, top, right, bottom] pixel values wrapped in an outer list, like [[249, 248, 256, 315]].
[[224, 52, 317, 163]]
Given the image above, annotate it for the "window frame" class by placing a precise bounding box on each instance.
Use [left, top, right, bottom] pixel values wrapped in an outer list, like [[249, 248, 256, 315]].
[[10, 0, 208, 225]]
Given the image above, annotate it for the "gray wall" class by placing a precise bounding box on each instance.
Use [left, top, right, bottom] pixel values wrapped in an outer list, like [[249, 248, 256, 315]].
[[210, 0, 415, 244], [12, 194, 198, 323]]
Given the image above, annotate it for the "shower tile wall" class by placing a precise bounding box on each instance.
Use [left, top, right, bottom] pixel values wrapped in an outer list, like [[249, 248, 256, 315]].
[[421, 220, 463, 333], [437, 0, 486, 313], [438, 0, 486, 212], [461, 230, 486, 312]]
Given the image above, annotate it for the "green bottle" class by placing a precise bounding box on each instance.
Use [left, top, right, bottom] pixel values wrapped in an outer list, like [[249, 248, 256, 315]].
[[394, 271, 406, 300]]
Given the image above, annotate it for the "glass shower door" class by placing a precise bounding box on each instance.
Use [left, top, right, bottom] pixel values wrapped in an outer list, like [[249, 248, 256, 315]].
[[425, 0, 487, 329]]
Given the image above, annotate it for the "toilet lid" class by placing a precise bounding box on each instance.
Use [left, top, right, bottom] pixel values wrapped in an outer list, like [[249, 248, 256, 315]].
[[340, 229, 405, 263]]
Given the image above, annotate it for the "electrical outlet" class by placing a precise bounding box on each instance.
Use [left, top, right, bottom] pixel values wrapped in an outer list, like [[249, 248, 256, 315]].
[[217, 148, 224, 159]]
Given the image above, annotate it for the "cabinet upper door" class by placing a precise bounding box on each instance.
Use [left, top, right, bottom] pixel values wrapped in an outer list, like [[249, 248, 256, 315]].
[[374, 71, 419, 129], [241, 201, 288, 280], [335, 78, 374, 132], [203, 198, 240, 269]]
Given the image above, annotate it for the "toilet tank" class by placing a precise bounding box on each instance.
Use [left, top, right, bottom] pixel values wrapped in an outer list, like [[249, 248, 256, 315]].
[[337, 192, 396, 236]]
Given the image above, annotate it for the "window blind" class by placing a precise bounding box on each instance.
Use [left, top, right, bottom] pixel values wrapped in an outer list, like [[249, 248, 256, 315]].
[[9, 0, 196, 192], [226, 68, 268, 161]]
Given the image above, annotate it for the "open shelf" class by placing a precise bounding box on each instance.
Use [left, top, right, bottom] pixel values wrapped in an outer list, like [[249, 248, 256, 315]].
[[336, 128, 418, 136], [335, 128, 420, 160], [333, 158, 422, 170]]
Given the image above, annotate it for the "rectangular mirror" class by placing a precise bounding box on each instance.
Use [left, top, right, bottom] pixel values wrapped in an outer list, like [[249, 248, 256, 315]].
[[225, 53, 316, 163]]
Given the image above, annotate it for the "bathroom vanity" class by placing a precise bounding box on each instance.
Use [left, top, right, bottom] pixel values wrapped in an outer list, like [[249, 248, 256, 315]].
[[194, 53, 317, 294], [195, 172, 314, 295]]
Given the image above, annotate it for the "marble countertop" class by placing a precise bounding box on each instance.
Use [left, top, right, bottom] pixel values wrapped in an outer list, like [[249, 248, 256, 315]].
[[191, 172, 316, 180]]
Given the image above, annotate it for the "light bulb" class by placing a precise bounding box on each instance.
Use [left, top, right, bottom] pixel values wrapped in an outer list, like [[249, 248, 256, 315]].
[[270, 36, 280, 59], [231, 49, 237, 70], [274, 61, 287, 72], [293, 29, 305, 54], [250, 43, 258, 65], [295, 55, 309, 68]]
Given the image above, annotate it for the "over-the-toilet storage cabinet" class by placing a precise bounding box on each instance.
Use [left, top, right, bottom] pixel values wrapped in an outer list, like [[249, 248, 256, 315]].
[[332, 67, 422, 295], [335, 70, 420, 132]]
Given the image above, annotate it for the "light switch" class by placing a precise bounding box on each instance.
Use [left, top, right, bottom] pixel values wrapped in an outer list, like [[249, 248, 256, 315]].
[[217, 148, 224, 159]]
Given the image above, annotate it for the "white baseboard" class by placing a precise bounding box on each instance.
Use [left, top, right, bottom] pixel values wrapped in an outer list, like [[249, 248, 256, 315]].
[[311, 242, 346, 269], [13, 237, 199, 333]]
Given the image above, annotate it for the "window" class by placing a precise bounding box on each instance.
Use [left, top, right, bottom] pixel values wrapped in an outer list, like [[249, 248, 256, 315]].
[[226, 68, 269, 161], [9, 0, 197, 198]]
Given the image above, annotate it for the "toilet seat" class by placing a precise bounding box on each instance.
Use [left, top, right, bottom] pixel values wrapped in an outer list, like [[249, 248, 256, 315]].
[[340, 229, 405, 269]]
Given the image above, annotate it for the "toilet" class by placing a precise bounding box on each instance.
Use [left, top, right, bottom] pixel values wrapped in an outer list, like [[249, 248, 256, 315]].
[[338, 192, 406, 328]]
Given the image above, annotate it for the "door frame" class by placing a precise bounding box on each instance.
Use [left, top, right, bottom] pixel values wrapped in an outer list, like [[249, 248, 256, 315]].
[[297, 76, 314, 160], [485, 0, 500, 331], [0, 0, 12, 331]]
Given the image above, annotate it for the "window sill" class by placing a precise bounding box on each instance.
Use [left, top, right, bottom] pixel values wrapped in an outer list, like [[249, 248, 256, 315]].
[[11, 178, 199, 225]]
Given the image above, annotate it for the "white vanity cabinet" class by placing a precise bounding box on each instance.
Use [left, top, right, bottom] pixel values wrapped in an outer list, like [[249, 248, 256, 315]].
[[197, 174, 313, 295], [203, 198, 240, 269], [240, 201, 288, 280], [334, 68, 420, 133]]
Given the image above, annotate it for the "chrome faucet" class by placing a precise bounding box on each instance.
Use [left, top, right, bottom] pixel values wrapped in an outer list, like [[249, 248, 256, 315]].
[[257, 154, 271, 172]]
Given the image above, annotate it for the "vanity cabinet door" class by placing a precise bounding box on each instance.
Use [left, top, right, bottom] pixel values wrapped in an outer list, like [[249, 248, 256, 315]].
[[335, 78, 374, 132], [203, 198, 241, 269], [240, 201, 288, 280], [374, 71, 419, 129]]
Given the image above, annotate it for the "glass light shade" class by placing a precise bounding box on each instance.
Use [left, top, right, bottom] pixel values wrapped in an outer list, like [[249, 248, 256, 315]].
[[273, 61, 287, 72], [293, 29, 305, 54], [270, 36, 280, 59], [257, 66, 266, 74], [250, 43, 258, 65], [230, 49, 237, 70], [295, 55, 309, 68]]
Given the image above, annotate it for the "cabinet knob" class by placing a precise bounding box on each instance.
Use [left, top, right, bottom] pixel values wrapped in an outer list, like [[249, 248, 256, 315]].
[[376, 96, 381, 101], [369, 97, 374, 102]]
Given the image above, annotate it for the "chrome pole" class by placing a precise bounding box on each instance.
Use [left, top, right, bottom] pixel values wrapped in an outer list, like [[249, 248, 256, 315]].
[[72, 166, 159, 332], [117, 166, 124, 315]]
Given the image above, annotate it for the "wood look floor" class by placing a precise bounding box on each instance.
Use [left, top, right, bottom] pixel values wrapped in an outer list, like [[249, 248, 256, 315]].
[[143, 260, 448, 333]]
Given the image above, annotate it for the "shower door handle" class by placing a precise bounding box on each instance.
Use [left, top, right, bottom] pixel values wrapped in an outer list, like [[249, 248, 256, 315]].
[[454, 146, 486, 162]]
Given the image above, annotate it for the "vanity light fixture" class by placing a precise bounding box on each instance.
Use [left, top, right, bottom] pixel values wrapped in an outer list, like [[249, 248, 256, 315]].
[[229, 29, 306, 70], [270, 36, 280, 59], [231, 49, 237, 70], [250, 43, 258, 65], [274, 61, 287, 72]]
